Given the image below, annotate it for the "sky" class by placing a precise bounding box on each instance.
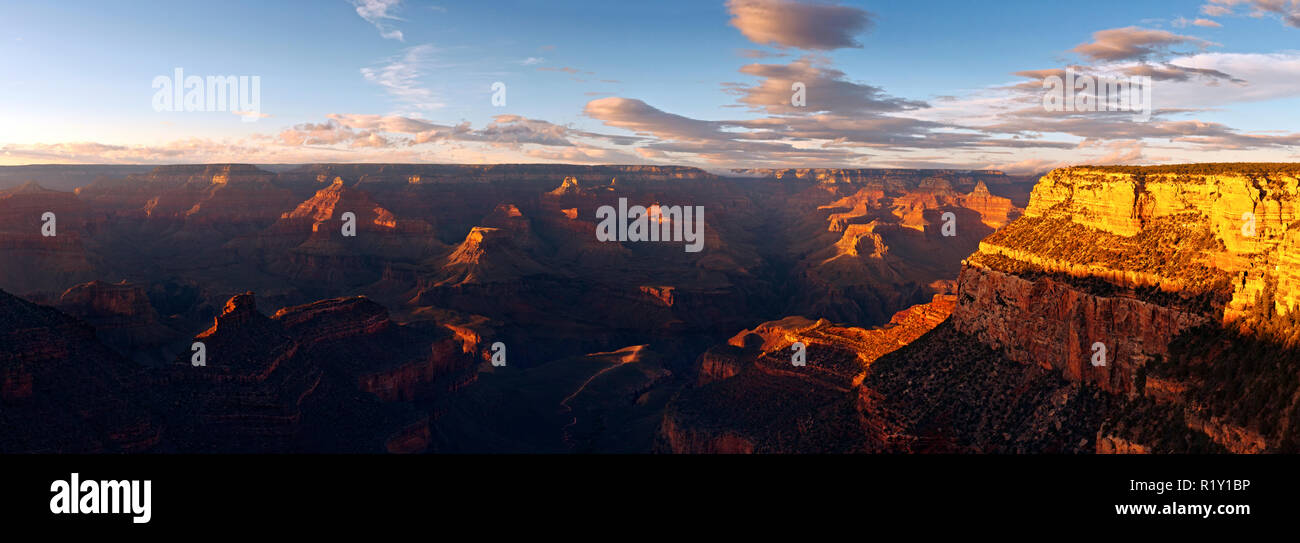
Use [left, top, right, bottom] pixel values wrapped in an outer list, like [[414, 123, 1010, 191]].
[[2, 0, 1300, 172]]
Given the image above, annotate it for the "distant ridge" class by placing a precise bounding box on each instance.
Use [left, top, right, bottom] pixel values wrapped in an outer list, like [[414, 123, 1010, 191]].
[[1065, 163, 1300, 175]]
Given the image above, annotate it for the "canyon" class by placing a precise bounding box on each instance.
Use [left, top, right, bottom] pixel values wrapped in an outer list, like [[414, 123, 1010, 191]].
[[2, 162, 1295, 454]]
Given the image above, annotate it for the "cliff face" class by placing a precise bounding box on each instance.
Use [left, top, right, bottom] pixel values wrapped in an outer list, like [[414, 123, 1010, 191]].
[[788, 173, 1017, 325], [656, 165, 1300, 454], [0, 289, 160, 453], [953, 265, 1210, 397], [57, 280, 177, 352], [659, 295, 955, 453], [232, 178, 444, 287], [76, 164, 291, 225], [150, 292, 478, 452], [272, 296, 478, 403], [0, 183, 96, 296], [947, 165, 1300, 452], [1021, 167, 1300, 320]]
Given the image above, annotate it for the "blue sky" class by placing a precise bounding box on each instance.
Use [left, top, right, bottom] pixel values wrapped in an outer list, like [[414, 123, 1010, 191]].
[[2, 0, 1299, 171]]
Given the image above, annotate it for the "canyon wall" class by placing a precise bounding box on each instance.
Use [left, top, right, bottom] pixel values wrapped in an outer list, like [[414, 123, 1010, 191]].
[[951, 165, 1300, 452]]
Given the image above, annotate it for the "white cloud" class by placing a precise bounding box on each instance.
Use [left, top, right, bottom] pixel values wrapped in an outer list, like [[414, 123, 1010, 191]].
[[351, 0, 406, 41], [360, 44, 443, 111]]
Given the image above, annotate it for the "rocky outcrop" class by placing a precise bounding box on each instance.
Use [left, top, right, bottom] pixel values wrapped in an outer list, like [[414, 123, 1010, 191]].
[[57, 280, 177, 352], [234, 178, 443, 286], [547, 176, 586, 196], [430, 226, 549, 287], [787, 171, 1019, 325], [958, 181, 1015, 228], [150, 292, 477, 452], [660, 295, 955, 453], [946, 165, 1300, 452], [273, 296, 478, 402], [0, 289, 160, 453]]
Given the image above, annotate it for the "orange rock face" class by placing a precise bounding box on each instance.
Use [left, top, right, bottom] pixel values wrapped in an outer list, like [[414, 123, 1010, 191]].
[[947, 165, 1300, 452], [660, 295, 956, 453]]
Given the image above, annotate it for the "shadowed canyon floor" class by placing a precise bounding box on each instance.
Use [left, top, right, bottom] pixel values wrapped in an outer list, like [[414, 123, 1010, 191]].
[[3, 163, 1298, 453]]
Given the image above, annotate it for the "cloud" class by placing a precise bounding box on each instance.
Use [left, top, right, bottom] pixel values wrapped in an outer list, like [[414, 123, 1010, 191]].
[[979, 107, 1300, 150], [1201, 0, 1300, 27], [0, 112, 656, 165], [10, 4, 1300, 171], [726, 0, 873, 50], [468, 115, 638, 147], [232, 110, 271, 120], [916, 48, 1300, 160], [327, 113, 443, 133], [584, 97, 728, 142], [582, 97, 879, 165], [352, 0, 405, 41], [728, 56, 929, 115], [1173, 16, 1223, 27], [1010, 63, 1242, 86], [0, 139, 349, 164], [1202, 3, 1233, 16], [1155, 52, 1300, 102], [279, 112, 639, 151], [537, 66, 591, 75], [736, 48, 787, 59], [1121, 62, 1244, 83], [582, 90, 1068, 166], [360, 44, 443, 110], [278, 120, 358, 146], [350, 131, 394, 148], [1070, 26, 1213, 61], [1083, 139, 1148, 164]]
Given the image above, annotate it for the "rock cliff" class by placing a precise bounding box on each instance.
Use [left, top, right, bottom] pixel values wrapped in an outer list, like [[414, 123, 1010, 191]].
[[947, 165, 1300, 452], [0, 289, 160, 453]]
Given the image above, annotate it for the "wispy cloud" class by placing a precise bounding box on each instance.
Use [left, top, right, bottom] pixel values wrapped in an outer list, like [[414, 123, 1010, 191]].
[[1202, 0, 1300, 27], [351, 0, 406, 41], [360, 44, 443, 111], [1070, 26, 1215, 62]]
